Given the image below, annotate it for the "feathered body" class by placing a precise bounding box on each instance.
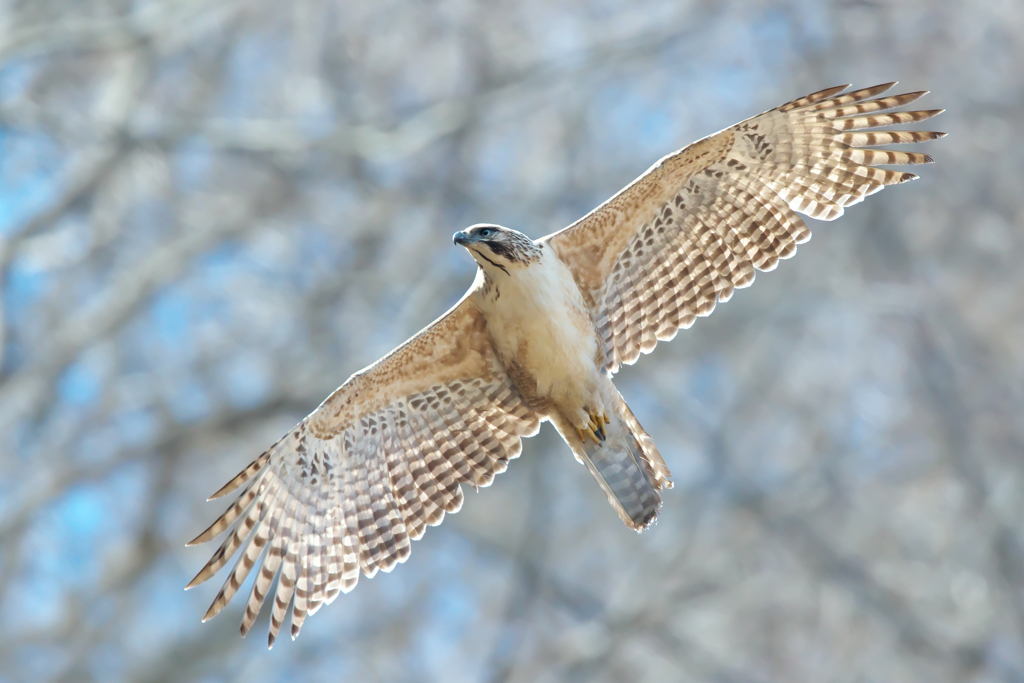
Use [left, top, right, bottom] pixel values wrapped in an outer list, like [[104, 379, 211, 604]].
[[466, 231, 670, 528], [185, 83, 945, 647], [473, 244, 601, 414]]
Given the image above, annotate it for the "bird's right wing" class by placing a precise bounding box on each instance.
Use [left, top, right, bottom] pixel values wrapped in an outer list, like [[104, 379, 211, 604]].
[[186, 288, 540, 646], [543, 83, 944, 373]]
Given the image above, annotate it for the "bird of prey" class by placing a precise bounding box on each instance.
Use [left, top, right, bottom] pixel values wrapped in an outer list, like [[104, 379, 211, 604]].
[[187, 83, 944, 646]]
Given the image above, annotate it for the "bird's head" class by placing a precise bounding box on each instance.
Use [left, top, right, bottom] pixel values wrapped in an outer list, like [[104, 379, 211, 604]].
[[453, 224, 541, 275]]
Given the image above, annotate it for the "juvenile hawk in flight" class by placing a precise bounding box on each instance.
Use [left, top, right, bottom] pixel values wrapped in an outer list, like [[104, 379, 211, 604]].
[[187, 83, 944, 646]]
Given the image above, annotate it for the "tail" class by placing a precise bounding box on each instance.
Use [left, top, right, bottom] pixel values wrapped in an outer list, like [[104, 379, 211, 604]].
[[558, 392, 674, 531]]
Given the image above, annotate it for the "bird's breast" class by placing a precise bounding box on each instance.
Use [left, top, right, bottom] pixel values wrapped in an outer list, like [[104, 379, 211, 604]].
[[477, 250, 601, 404]]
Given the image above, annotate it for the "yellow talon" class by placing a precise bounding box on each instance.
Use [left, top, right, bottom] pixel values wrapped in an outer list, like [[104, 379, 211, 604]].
[[583, 411, 607, 443], [577, 425, 601, 445], [602, 413, 610, 425]]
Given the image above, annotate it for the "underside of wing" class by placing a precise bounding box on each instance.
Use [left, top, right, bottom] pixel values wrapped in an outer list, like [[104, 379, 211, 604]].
[[544, 83, 944, 372], [185, 293, 540, 647]]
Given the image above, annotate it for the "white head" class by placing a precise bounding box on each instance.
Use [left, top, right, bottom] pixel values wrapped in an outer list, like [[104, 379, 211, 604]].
[[452, 224, 542, 276]]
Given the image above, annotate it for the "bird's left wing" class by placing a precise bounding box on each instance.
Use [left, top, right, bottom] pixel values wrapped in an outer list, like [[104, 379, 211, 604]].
[[543, 83, 944, 373], [186, 292, 540, 646]]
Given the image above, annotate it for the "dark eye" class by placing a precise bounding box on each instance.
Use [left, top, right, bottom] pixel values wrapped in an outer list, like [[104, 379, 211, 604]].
[[479, 228, 493, 238]]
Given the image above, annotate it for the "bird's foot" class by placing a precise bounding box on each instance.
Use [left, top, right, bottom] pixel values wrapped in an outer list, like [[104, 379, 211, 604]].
[[577, 410, 609, 445]]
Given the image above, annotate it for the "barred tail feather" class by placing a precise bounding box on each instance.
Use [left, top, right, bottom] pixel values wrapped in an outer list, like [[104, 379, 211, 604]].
[[615, 389, 673, 493], [558, 399, 672, 531]]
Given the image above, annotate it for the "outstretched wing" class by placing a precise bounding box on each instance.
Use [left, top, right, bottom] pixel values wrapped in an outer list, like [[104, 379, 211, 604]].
[[544, 83, 944, 372], [186, 290, 540, 647]]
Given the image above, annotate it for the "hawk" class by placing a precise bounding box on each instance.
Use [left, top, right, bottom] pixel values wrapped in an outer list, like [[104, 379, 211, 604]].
[[187, 83, 944, 646]]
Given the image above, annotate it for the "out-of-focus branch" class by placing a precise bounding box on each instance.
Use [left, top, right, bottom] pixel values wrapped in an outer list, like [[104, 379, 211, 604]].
[[129, 19, 702, 163], [0, 181, 296, 438], [0, 0, 237, 62], [0, 144, 127, 274]]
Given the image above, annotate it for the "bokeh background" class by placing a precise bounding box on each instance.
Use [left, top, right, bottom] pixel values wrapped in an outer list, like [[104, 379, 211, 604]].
[[1, 1, 1022, 681]]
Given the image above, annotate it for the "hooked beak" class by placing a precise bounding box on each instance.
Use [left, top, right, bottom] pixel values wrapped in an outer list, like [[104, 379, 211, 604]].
[[453, 230, 471, 246]]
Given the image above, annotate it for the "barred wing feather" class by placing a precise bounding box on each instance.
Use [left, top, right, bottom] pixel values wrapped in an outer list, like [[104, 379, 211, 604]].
[[544, 83, 944, 372], [185, 296, 540, 647]]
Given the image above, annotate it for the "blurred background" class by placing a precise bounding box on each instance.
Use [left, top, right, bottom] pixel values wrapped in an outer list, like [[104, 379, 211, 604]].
[[0, 0, 1022, 681]]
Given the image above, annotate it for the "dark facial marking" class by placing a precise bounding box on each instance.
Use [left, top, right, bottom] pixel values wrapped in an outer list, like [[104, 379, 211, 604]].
[[477, 251, 510, 275], [484, 240, 518, 262]]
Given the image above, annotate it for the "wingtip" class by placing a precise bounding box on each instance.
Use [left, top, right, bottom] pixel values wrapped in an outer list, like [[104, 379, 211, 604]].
[[185, 525, 216, 546], [200, 602, 218, 621], [241, 618, 256, 639], [201, 601, 223, 623], [185, 566, 212, 590], [207, 475, 245, 501], [207, 488, 228, 502]]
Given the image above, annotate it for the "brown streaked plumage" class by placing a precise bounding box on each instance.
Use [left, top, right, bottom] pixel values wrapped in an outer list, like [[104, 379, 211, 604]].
[[187, 83, 944, 646]]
